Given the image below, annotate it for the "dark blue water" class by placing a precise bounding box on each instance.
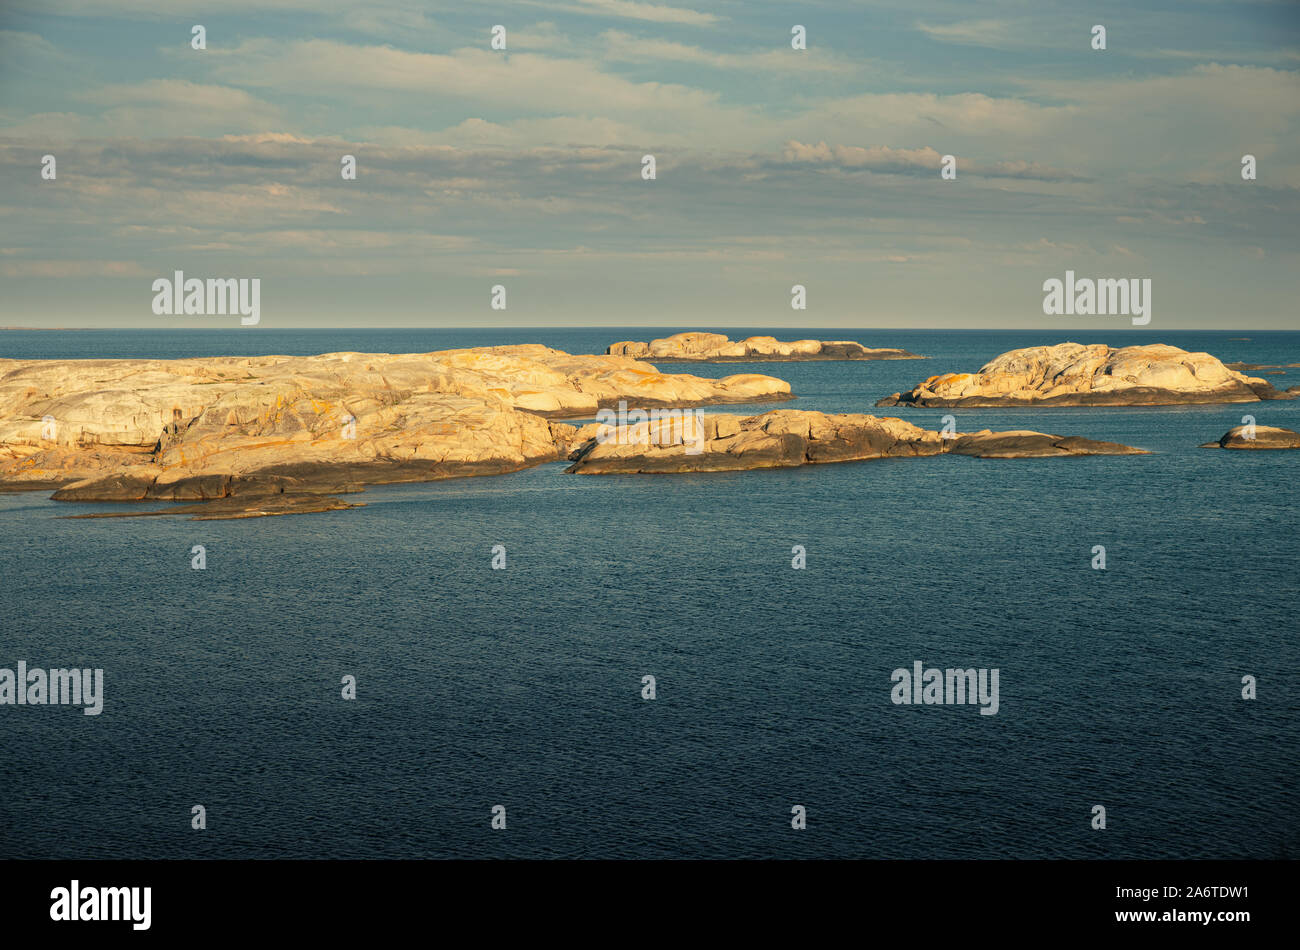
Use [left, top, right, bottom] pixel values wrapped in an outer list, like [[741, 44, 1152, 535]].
[[1, 329, 1297, 859]]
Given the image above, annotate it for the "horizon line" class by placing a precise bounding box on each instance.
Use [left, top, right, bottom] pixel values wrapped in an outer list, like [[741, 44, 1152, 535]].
[[2, 326, 1296, 333]]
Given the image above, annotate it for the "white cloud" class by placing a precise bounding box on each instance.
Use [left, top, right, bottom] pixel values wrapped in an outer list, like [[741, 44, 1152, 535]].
[[0, 259, 149, 277], [0, 81, 285, 138], [528, 0, 719, 26], [914, 19, 1018, 48], [206, 39, 723, 116], [599, 29, 859, 73]]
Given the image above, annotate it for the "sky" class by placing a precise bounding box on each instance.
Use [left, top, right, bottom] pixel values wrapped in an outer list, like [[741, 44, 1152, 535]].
[[0, 0, 1298, 330]]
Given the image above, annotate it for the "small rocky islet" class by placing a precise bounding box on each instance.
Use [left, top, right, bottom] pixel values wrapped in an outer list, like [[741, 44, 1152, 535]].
[[5, 336, 1289, 518], [1200, 425, 1300, 450], [876, 342, 1293, 408], [565, 410, 1146, 474], [607, 331, 922, 361]]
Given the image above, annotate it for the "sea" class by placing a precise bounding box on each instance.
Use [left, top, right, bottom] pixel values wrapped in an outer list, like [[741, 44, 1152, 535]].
[[1, 328, 1296, 859]]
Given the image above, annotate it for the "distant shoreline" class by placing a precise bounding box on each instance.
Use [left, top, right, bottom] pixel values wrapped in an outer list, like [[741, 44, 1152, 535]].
[[2, 326, 1298, 334]]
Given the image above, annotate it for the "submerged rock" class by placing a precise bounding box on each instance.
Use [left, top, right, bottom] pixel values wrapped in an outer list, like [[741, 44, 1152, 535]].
[[608, 332, 921, 361], [876, 343, 1290, 408], [63, 493, 362, 520], [564, 409, 1146, 473]]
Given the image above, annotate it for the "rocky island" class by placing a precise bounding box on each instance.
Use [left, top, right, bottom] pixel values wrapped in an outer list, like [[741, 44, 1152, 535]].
[[1200, 425, 1300, 449], [0, 345, 791, 515], [876, 343, 1291, 408], [565, 409, 1146, 474], [607, 332, 922, 361]]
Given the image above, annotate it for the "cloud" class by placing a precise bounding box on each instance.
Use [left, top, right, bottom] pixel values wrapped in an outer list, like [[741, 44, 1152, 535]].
[[1019, 63, 1300, 183], [1151, 47, 1300, 65], [528, 0, 719, 26], [362, 116, 652, 148], [0, 111, 88, 139], [13, 0, 367, 15], [0, 2, 1295, 327], [781, 141, 942, 172], [778, 141, 1085, 182], [179, 36, 1075, 151], [19, 0, 719, 23], [1, 81, 285, 139], [80, 79, 276, 112], [598, 29, 859, 73], [338, 7, 437, 36], [914, 19, 1018, 48], [0, 29, 68, 63], [205, 39, 724, 118], [0, 259, 149, 277]]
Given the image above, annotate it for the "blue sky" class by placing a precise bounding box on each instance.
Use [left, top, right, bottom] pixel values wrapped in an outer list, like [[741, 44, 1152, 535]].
[[1, 0, 1297, 329]]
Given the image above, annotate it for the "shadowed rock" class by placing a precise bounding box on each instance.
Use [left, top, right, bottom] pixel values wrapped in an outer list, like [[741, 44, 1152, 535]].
[[564, 410, 1146, 474], [608, 332, 921, 362], [948, 431, 1147, 458], [63, 493, 362, 520], [876, 343, 1291, 408]]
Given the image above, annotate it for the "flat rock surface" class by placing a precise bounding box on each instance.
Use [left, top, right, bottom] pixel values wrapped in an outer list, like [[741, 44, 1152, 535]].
[[0, 345, 792, 502], [63, 493, 362, 520], [608, 331, 921, 361], [948, 430, 1148, 459], [1200, 424, 1300, 449], [564, 409, 1146, 473], [876, 343, 1289, 407]]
